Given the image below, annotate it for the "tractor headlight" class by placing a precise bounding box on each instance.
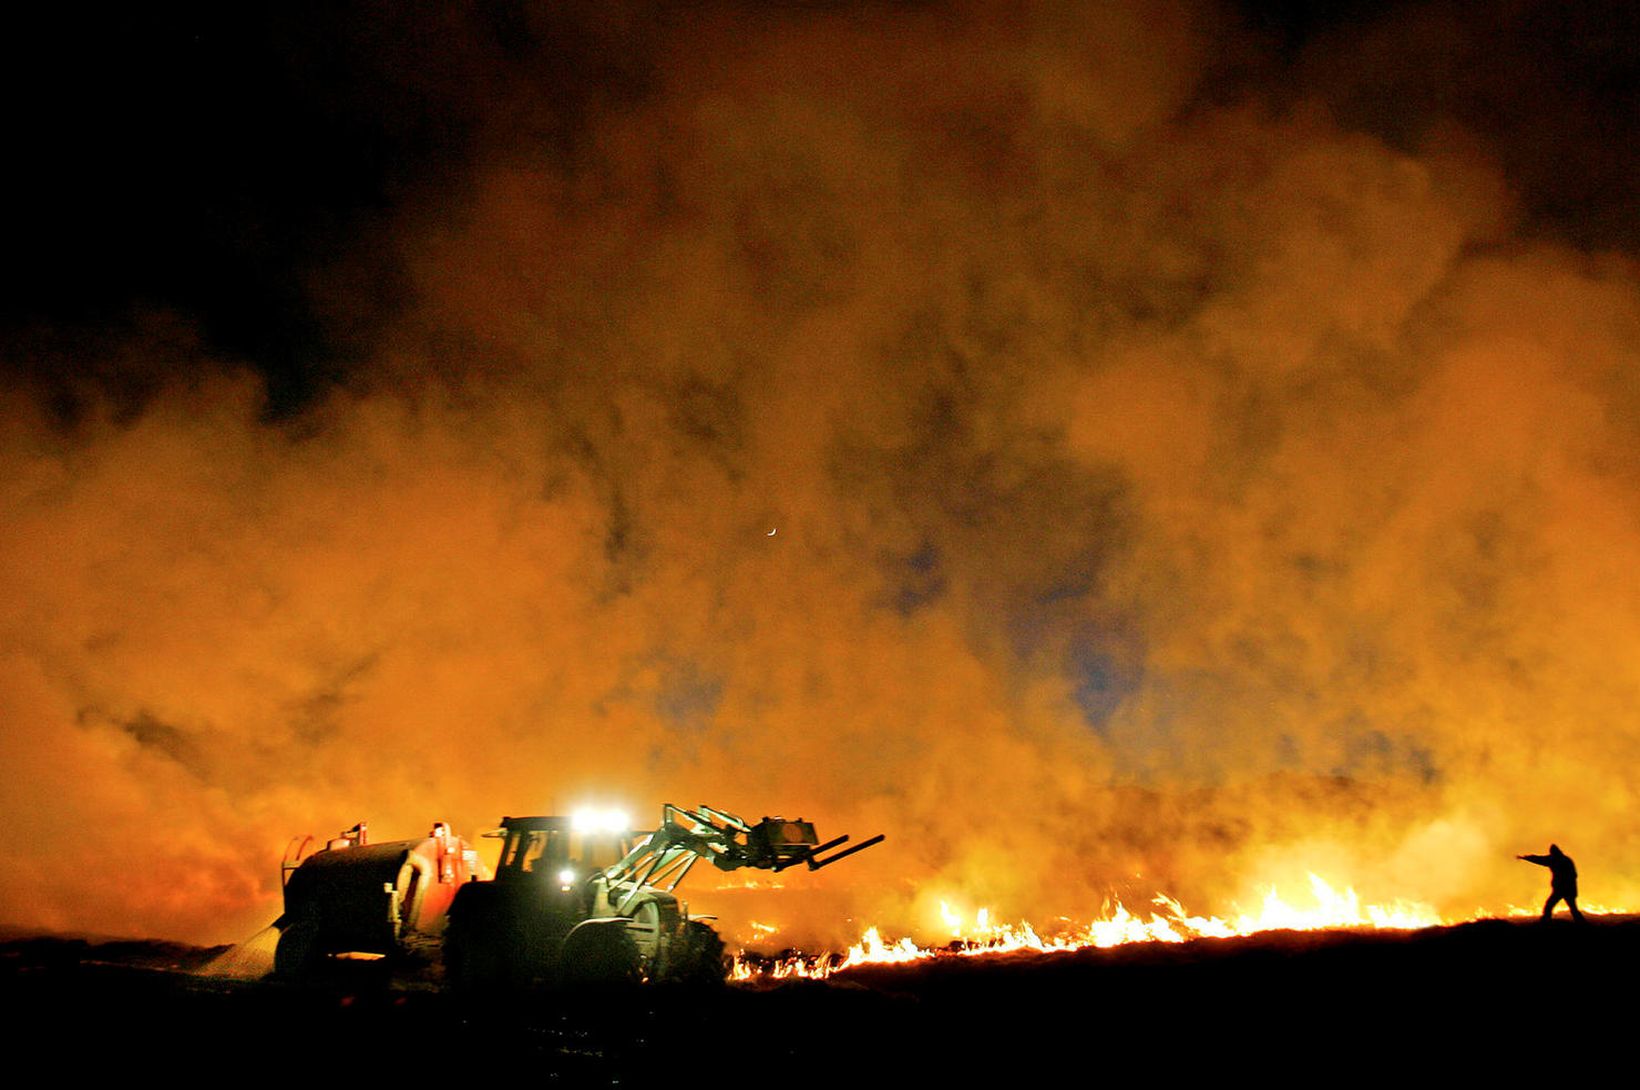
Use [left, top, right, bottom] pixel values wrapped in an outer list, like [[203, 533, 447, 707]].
[[557, 868, 576, 891], [571, 807, 630, 834]]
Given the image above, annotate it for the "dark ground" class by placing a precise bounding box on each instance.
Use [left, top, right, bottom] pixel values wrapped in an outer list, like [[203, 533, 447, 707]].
[[4, 918, 1634, 1083]]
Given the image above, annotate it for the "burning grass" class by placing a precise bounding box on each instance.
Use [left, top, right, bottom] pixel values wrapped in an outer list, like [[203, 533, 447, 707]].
[[727, 873, 1613, 982]]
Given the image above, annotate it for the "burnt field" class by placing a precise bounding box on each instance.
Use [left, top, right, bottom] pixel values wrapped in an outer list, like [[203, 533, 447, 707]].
[[5, 919, 1635, 1082]]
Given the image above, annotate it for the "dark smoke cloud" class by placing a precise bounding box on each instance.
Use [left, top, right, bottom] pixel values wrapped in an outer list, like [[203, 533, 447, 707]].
[[5, 1, 1640, 946]]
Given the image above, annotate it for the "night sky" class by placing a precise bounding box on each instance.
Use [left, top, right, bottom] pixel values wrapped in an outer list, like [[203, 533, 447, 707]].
[[6, 1, 1640, 945], [13, 3, 1640, 410]]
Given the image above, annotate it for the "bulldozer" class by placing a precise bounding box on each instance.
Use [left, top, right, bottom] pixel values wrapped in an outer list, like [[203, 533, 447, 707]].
[[444, 803, 883, 989], [274, 821, 484, 976]]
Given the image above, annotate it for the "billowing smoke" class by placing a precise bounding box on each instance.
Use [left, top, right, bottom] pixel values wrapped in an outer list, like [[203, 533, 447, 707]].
[[5, 2, 1640, 946]]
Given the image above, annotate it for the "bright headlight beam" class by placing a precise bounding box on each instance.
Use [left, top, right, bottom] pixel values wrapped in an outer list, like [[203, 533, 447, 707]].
[[571, 807, 630, 833]]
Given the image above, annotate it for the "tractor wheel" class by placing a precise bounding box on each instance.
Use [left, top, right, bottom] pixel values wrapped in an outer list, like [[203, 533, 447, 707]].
[[560, 919, 640, 987], [444, 918, 513, 996], [273, 919, 320, 978], [626, 899, 665, 973], [663, 920, 728, 987]]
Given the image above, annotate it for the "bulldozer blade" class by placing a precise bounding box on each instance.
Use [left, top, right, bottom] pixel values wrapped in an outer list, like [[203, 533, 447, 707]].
[[805, 834, 885, 871]]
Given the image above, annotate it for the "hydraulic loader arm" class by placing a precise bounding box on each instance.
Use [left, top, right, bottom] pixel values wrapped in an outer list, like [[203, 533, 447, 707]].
[[601, 803, 884, 910]]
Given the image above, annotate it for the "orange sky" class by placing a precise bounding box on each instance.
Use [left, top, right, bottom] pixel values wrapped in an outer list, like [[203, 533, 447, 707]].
[[4, 3, 1640, 946]]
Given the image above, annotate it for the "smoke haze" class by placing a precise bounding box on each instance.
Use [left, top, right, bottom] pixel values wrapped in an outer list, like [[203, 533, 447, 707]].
[[5, 1, 1640, 945]]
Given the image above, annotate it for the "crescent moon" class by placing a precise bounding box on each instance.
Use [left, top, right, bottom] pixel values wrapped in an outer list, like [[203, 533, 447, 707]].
[[766, 528, 777, 537]]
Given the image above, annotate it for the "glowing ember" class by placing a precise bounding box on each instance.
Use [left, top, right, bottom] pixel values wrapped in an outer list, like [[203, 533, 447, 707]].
[[713, 879, 787, 891], [734, 927, 932, 981], [731, 873, 1460, 982]]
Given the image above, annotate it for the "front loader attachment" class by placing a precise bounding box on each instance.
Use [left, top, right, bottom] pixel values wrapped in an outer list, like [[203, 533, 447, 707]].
[[786, 833, 887, 872], [603, 804, 885, 898]]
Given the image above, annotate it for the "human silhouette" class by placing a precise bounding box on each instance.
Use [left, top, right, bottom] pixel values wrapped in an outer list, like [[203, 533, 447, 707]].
[[1516, 844, 1586, 923]]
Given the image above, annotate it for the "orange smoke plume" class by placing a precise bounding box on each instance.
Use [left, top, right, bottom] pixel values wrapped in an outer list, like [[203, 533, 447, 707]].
[[3, 2, 1639, 947]]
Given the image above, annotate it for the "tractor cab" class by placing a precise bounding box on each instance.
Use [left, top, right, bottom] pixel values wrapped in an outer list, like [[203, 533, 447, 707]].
[[492, 814, 634, 892]]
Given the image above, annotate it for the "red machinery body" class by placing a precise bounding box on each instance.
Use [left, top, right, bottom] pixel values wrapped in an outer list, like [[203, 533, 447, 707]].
[[276, 822, 481, 973]]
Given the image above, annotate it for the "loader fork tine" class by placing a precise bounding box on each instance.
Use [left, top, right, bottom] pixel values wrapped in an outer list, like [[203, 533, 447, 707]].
[[806, 834, 886, 870]]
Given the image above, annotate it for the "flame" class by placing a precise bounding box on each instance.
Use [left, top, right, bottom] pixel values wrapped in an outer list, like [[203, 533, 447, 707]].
[[734, 927, 932, 981], [732, 873, 1480, 982]]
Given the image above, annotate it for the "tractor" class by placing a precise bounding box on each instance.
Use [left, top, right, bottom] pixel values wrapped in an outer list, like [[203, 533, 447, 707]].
[[443, 803, 884, 989]]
